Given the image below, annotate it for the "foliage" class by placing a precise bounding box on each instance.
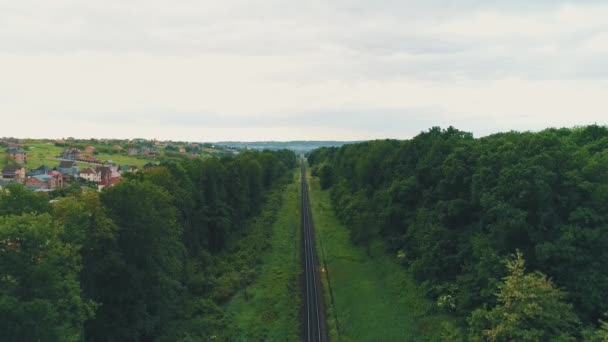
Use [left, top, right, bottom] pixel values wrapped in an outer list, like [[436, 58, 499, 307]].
[[307, 175, 452, 341], [308, 125, 608, 335], [0, 213, 94, 341], [467, 251, 580, 341], [226, 174, 301, 340], [0, 149, 296, 340], [0, 183, 51, 216]]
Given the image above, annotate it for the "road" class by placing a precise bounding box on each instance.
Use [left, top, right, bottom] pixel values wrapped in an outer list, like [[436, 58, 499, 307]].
[[301, 161, 329, 342]]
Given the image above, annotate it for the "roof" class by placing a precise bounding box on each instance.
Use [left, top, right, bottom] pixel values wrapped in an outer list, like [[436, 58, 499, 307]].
[[95, 166, 111, 178], [0, 180, 15, 188], [33, 174, 53, 181], [5, 147, 26, 154], [79, 168, 96, 175], [35, 165, 51, 171], [2, 165, 21, 173], [58, 160, 75, 168]]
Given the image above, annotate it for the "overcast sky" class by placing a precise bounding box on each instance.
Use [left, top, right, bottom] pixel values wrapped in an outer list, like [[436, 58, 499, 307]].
[[1, 0, 608, 141]]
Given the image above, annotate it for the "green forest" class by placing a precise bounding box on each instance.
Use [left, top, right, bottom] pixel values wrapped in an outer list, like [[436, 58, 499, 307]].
[[308, 125, 608, 340], [0, 149, 296, 341]]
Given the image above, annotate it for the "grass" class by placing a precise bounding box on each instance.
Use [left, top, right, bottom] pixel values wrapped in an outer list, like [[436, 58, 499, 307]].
[[17, 142, 63, 169], [307, 173, 452, 342], [0, 141, 153, 170], [225, 171, 301, 341]]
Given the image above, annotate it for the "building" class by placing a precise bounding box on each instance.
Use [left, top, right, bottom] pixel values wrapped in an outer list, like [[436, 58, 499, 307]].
[[25, 174, 59, 189], [61, 148, 82, 160], [57, 160, 79, 176], [5, 147, 27, 164], [30, 165, 52, 176], [47, 170, 64, 188], [142, 148, 158, 157], [1, 165, 26, 183], [95, 166, 111, 185], [84, 146, 96, 154], [127, 148, 139, 156], [79, 168, 100, 182], [95, 166, 121, 189]]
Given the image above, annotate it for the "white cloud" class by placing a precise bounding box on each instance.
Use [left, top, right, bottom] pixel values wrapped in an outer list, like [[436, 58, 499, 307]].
[[0, 0, 607, 140]]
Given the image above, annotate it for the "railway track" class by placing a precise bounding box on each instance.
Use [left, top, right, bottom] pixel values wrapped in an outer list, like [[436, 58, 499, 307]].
[[301, 161, 328, 342]]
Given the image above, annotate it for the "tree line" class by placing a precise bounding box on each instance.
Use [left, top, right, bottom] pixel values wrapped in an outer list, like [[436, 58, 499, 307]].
[[0, 149, 296, 341], [309, 126, 608, 340]]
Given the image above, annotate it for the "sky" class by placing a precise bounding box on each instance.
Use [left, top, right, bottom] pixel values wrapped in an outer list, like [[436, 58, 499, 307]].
[[1, 0, 608, 141]]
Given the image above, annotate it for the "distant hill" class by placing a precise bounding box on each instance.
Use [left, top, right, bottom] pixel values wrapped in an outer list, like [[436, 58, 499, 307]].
[[213, 141, 362, 153]]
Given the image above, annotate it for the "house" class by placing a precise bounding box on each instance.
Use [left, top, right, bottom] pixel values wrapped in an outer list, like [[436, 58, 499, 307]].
[[179, 147, 186, 153], [2, 165, 26, 183], [79, 168, 100, 182], [61, 148, 82, 160], [142, 148, 158, 157], [95, 166, 112, 185], [57, 160, 79, 176], [95, 166, 121, 189], [127, 148, 139, 156], [5, 147, 27, 164], [113, 145, 122, 151], [109, 166, 121, 178], [30, 165, 52, 176], [25, 174, 58, 189], [84, 146, 96, 154], [47, 170, 64, 188]]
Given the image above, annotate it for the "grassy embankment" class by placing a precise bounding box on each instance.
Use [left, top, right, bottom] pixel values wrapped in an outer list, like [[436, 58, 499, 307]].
[[226, 171, 301, 340], [308, 173, 453, 341]]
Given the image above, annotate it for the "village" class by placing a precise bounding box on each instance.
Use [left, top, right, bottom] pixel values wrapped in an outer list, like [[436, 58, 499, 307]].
[[0, 137, 244, 193], [1, 145, 158, 192]]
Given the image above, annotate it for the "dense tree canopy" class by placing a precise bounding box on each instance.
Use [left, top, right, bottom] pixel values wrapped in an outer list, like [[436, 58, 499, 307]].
[[0, 213, 94, 341], [0, 149, 295, 340], [309, 125, 608, 335]]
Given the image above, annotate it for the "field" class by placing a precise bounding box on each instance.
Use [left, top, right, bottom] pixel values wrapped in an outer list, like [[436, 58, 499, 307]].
[[9, 142, 63, 169], [1, 141, 154, 170], [307, 173, 453, 341], [225, 171, 302, 340]]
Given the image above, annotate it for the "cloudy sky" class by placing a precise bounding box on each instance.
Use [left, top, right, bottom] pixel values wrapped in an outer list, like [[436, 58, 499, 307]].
[[1, 0, 608, 141]]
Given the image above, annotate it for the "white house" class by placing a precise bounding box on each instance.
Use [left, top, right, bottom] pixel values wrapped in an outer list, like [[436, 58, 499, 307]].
[[79, 168, 100, 182]]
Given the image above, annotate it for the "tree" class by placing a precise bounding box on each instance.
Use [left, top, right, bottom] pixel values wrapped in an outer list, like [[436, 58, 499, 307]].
[[94, 181, 187, 341], [0, 213, 94, 341], [0, 183, 50, 216], [468, 251, 580, 341]]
